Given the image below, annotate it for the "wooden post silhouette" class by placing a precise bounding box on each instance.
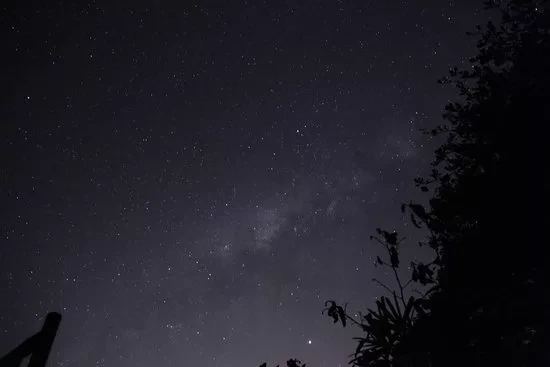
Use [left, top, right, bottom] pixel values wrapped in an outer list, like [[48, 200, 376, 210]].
[[0, 312, 61, 367]]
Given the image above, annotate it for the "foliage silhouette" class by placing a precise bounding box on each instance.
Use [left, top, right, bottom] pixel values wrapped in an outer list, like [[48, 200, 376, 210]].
[[322, 229, 428, 367], [320, 1, 550, 366], [264, 0, 549, 366]]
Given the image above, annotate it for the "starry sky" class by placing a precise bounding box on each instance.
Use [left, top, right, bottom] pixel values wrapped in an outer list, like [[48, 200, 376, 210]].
[[1, 1, 490, 366]]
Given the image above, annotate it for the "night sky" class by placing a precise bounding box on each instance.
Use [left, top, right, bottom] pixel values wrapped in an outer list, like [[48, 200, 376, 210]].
[[1, 1, 489, 366]]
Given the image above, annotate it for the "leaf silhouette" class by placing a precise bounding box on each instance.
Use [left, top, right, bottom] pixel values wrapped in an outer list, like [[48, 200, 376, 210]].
[[408, 203, 427, 220], [410, 213, 422, 228], [337, 306, 347, 327], [384, 297, 401, 321], [389, 247, 399, 268]]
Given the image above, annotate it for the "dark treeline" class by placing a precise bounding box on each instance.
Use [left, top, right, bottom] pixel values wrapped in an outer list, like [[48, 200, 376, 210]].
[[261, 0, 549, 366]]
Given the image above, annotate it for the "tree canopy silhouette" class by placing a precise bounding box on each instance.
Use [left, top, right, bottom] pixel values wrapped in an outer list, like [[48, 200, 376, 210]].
[[265, 0, 549, 366], [326, 1, 550, 366]]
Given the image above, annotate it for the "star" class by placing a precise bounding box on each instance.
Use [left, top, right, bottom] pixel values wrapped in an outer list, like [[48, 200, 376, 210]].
[[0, 1, 487, 367]]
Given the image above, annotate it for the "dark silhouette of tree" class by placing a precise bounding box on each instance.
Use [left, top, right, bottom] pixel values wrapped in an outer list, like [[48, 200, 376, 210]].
[[262, 0, 549, 366], [321, 0, 550, 366]]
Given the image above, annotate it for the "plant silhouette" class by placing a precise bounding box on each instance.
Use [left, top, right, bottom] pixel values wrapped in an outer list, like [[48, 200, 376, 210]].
[[271, 0, 549, 366]]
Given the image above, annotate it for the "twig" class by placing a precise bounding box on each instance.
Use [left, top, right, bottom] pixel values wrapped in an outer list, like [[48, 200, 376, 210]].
[[391, 266, 407, 307], [412, 289, 428, 298], [372, 278, 394, 296], [371, 236, 387, 249]]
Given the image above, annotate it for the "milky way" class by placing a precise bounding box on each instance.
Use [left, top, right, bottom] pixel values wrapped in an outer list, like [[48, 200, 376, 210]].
[[1, 1, 488, 366]]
